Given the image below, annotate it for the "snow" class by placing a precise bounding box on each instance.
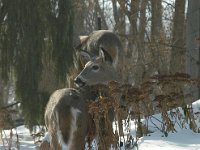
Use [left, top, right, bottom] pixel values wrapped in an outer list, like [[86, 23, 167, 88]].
[[1, 100, 200, 150], [138, 130, 200, 150], [136, 99, 200, 150], [0, 125, 36, 150]]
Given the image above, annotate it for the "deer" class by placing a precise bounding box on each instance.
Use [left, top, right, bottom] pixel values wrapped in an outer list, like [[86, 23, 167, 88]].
[[42, 84, 118, 150], [41, 51, 122, 150], [40, 30, 125, 150], [74, 48, 121, 87], [42, 88, 96, 150], [74, 30, 124, 86], [74, 35, 128, 140], [67, 30, 125, 87]]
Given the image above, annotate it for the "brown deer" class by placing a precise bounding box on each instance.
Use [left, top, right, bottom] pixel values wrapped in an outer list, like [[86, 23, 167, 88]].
[[74, 48, 120, 87], [74, 35, 128, 139], [42, 57, 121, 150], [43, 88, 96, 150], [67, 30, 124, 87], [41, 30, 125, 150]]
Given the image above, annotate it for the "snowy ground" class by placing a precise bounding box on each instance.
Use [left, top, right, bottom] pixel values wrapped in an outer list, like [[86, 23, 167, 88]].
[[138, 129, 200, 150], [136, 99, 200, 150], [0, 125, 36, 150], [1, 100, 200, 150]]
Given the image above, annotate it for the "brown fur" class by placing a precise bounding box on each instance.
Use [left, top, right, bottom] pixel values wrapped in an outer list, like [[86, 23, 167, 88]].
[[67, 30, 124, 87], [77, 30, 124, 67], [44, 88, 97, 150], [39, 140, 50, 150]]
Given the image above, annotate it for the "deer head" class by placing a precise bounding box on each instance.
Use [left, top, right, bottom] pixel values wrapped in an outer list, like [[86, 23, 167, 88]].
[[74, 48, 120, 87]]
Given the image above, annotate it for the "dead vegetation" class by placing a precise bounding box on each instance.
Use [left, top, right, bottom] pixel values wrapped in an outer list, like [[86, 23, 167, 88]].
[[0, 109, 20, 149], [86, 73, 200, 149]]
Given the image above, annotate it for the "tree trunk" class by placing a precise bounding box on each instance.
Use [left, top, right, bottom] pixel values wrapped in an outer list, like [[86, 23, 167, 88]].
[[151, 0, 162, 39], [133, 0, 148, 85], [112, 0, 125, 34], [170, 0, 186, 73], [186, 0, 200, 99], [130, 0, 140, 36], [94, 0, 108, 30], [73, 0, 87, 46], [139, 0, 148, 43]]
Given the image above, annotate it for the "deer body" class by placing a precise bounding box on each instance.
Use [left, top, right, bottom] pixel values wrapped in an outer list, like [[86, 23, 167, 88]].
[[43, 87, 116, 150], [44, 88, 94, 150]]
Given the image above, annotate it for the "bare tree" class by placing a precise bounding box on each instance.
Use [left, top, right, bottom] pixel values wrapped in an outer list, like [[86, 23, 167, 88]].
[[151, 0, 163, 39], [73, 0, 87, 46], [94, 0, 108, 30], [112, 0, 125, 34], [139, 0, 148, 43], [186, 0, 200, 99], [0, 80, 9, 107], [170, 0, 186, 73]]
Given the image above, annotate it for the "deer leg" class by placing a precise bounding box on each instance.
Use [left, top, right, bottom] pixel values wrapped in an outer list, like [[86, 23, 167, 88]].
[[68, 107, 87, 150], [49, 133, 61, 150], [59, 106, 71, 146]]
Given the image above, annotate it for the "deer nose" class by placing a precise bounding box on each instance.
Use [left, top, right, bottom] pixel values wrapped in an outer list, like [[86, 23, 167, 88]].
[[74, 77, 81, 84], [74, 77, 86, 87]]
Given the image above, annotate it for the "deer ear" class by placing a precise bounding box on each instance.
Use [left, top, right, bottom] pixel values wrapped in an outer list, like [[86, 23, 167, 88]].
[[99, 49, 105, 61], [99, 48, 113, 64], [79, 50, 92, 66], [79, 36, 89, 44]]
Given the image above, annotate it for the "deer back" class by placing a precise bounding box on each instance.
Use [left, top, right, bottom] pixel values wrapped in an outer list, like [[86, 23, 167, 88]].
[[44, 88, 90, 150]]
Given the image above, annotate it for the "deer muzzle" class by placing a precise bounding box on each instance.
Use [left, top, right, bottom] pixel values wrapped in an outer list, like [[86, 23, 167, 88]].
[[74, 76, 86, 87]]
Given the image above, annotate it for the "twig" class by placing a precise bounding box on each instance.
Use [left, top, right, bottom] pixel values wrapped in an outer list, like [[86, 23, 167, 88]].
[[149, 116, 163, 133], [0, 102, 20, 110]]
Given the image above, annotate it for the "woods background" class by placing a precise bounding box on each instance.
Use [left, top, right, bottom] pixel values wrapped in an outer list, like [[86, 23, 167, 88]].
[[0, 0, 199, 131]]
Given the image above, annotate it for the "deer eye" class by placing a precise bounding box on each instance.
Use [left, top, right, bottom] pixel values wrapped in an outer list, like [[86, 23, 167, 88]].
[[92, 65, 99, 71]]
